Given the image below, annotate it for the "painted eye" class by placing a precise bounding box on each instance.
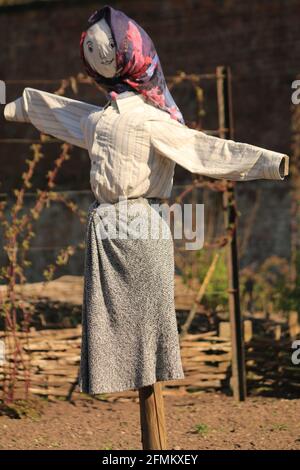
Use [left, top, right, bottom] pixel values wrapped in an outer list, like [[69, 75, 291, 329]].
[[87, 40, 93, 53], [109, 38, 115, 49]]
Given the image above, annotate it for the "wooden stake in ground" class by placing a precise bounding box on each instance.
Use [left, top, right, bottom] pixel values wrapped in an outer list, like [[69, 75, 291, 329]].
[[216, 65, 247, 402], [138, 383, 167, 450]]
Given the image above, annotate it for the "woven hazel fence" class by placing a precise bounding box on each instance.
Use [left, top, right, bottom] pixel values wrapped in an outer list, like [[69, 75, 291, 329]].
[[0, 314, 299, 401]]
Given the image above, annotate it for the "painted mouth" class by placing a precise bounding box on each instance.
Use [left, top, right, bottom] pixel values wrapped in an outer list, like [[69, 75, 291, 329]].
[[100, 57, 114, 66]]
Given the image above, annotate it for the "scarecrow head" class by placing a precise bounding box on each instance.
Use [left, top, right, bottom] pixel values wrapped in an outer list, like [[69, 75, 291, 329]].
[[80, 5, 184, 123]]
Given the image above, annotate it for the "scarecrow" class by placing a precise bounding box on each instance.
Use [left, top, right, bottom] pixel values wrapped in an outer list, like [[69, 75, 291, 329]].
[[4, 5, 289, 449]]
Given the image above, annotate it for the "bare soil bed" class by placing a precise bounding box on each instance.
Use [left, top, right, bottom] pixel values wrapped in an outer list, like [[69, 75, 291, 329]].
[[0, 393, 299, 450]]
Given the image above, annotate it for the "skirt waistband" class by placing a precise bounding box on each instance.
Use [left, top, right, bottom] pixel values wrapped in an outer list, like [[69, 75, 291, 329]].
[[92, 196, 165, 208]]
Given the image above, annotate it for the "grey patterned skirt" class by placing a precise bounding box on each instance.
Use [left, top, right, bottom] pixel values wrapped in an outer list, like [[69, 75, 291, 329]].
[[79, 196, 184, 395]]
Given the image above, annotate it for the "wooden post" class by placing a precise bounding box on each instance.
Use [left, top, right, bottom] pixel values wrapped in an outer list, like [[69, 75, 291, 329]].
[[216, 65, 247, 401], [138, 383, 167, 450], [289, 311, 300, 338]]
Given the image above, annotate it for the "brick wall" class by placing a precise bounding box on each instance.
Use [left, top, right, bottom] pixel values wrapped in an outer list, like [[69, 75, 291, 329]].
[[0, 0, 297, 271]]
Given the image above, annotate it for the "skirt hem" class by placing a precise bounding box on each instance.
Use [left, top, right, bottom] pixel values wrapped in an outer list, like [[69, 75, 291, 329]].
[[79, 371, 185, 396]]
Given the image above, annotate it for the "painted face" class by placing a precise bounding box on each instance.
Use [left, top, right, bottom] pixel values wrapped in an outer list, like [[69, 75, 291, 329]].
[[83, 18, 117, 78]]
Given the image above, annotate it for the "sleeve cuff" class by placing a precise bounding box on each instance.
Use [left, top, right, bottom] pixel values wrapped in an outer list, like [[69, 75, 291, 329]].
[[280, 155, 289, 178], [4, 96, 29, 122], [263, 150, 289, 180]]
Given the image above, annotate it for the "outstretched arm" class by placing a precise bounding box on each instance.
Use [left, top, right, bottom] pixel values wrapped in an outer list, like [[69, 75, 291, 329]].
[[146, 118, 289, 181], [4, 87, 102, 149]]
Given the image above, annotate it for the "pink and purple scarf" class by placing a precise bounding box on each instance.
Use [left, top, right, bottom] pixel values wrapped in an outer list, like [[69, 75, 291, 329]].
[[80, 5, 184, 124]]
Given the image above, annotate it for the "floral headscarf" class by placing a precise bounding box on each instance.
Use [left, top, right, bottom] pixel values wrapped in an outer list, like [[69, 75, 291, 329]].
[[80, 5, 184, 124]]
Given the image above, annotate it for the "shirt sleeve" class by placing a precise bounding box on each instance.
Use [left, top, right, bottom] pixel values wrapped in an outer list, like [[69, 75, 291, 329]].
[[4, 87, 102, 149], [146, 118, 289, 181]]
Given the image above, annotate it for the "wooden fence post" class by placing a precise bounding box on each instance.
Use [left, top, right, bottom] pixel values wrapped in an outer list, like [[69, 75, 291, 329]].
[[138, 383, 168, 450], [216, 65, 247, 401]]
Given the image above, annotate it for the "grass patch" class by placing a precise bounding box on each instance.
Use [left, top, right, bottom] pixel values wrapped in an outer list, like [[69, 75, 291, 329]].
[[193, 423, 209, 435], [0, 398, 44, 420]]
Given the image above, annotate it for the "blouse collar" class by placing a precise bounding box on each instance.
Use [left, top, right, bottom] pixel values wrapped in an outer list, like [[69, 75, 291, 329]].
[[110, 92, 146, 113]]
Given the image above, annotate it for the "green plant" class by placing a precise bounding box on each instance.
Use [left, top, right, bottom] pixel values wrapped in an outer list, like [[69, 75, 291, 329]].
[[193, 422, 209, 435], [197, 249, 228, 309], [275, 251, 300, 313], [240, 255, 300, 316]]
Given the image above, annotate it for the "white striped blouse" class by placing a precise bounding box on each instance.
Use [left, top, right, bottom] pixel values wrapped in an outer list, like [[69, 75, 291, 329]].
[[4, 87, 289, 203]]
